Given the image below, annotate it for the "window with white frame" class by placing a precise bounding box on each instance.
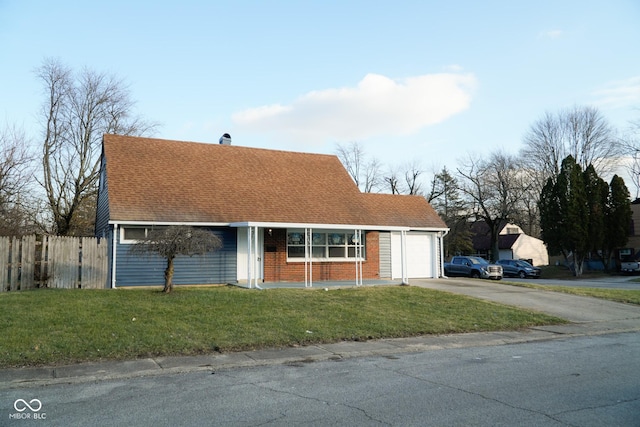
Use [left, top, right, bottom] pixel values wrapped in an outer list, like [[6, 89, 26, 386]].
[[120, 226, 166, 244], [287, 230, 365, 261]]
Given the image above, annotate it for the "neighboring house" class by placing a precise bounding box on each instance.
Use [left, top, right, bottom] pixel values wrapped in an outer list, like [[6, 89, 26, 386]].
[[470, 221, 549, 266], [617, 199, 640, 264], [95, 134, 449, 288]]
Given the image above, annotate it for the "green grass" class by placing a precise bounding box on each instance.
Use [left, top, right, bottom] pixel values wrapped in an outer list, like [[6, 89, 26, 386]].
[[505, 282, 640, 305], [0, 286, 566, 368], [538, 265, 610, 280]]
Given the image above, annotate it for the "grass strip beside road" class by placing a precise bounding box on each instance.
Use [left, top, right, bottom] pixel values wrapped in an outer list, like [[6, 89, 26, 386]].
[[505, 282, 640, 305], [0, 286, 566, 368]]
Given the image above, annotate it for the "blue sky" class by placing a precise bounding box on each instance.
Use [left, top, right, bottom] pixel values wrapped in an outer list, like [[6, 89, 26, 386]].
[[1, 1, 639, 183]]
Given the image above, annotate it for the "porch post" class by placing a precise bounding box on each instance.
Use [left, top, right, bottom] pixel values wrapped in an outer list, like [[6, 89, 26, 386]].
[[354, 229, 363, 286], [438, 232, 445, 278], [305, 228, 313, 287], [401, 230, 408, 285], [246, 226, 252, 288], [253, 226, 260, 289]]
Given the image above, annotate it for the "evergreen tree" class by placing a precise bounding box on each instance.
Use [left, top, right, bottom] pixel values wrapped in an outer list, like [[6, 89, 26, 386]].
[[430, 167, 473, 257], [539, 177, 562, 255], [539, 156, 589, 275], [583, 164, 608, 257], [540, 156, 632, 275], [604, 175, 632, 269]]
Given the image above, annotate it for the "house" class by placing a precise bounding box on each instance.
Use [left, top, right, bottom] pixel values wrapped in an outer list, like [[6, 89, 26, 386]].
[[616, 198, 640, 265], [95, 134, 449, 288], [470, 221, 549, 266]]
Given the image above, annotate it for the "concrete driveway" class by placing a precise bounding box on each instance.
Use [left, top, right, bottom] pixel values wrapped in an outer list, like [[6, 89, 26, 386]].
[[412, 277, 640, 326]]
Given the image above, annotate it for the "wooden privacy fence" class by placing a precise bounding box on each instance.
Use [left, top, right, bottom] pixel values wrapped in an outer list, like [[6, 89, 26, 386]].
[[0, 235, 108, 291]]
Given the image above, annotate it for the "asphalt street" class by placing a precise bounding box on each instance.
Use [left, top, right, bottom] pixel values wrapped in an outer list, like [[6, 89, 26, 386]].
[[2, 277, 640, 425], [2, 332, 639, 426]]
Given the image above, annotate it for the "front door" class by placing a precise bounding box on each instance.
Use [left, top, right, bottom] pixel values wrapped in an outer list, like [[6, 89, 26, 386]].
[[236, 227, 263, 283]]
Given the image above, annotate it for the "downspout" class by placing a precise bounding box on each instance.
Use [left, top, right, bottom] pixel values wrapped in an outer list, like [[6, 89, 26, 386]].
[[401, 230, 408, 285], [246, 226, 252, 288], [354, 229, 363, 286], [254, 226, 262, 290], [440, 230, 449, 278], [305, 228, 313, 287], [111, 224, 118, 289]]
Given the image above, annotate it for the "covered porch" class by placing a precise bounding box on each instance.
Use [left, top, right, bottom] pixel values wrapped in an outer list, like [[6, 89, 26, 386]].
[[234, 222, 425, 288]]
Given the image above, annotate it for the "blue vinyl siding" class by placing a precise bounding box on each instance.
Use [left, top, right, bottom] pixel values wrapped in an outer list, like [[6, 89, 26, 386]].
[[115, 227, 237, 286]]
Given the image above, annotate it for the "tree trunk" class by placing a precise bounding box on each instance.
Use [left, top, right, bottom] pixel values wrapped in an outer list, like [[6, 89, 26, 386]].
[[163, 256, 175, 293]]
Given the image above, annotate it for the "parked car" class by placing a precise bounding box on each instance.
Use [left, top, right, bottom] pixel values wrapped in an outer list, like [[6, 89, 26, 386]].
[[496, 259, 541, 278], [444, 256, 503, 280], [620, 260, 640, 275]]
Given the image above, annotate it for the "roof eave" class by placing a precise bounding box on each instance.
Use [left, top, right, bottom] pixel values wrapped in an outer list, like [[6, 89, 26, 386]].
[[108, 220, 448, 233]]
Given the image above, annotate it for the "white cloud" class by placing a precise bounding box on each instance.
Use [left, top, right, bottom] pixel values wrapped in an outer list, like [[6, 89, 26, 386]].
[[592, 76, 640, 109], [232, 72, 476, 142], [540, 29, 563, 39], [443, 64, 464, 72]]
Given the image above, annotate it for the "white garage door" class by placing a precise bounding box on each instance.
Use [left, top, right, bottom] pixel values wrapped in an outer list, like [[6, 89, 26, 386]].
[[391, 232, 433, 279]]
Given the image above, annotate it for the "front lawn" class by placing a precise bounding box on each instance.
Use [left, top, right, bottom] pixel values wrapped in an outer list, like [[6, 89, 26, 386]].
[[0, 285, 565, 368]]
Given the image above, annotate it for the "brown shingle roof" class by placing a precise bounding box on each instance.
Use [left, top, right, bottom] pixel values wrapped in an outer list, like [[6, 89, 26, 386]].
[[102, 134, 447, 229], [361, 193, 447, 228]]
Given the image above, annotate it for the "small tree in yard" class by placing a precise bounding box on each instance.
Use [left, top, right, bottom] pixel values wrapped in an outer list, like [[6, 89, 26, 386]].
[[130, 226, 222, 293]]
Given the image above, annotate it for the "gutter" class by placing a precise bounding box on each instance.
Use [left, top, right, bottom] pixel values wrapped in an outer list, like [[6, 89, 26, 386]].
[[440, 229, 449, 279]]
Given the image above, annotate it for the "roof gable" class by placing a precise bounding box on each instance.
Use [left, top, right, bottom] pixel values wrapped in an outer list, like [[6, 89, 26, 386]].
[[102, 134, 447, 229]]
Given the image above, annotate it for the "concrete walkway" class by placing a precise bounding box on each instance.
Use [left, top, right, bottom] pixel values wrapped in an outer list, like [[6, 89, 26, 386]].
[[2, 278, 640, 390]]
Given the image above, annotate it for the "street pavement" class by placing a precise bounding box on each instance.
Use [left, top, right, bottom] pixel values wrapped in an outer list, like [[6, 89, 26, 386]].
[[2, 277, 640, 390]]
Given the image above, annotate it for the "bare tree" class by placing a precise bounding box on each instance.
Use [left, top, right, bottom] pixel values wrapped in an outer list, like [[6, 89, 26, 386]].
[[521, 105, 620, 193], [403, 160, 424, 195], [624, 150, 640, 199], [36, 58, 158, 236], [510, 166, 543, 238], [621, 110, 640, 199], [383, 167, 401, 194], [382, 161, 425, 195], [362, 157, 382, 193], [335, 141, 382, 192], [457, 151, 531, 261], [0, 124, 38, 235], [129, 226, 223, 293]]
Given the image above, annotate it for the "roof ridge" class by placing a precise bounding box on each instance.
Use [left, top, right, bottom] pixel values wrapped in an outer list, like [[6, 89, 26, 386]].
[[103, 134, 340, 159]]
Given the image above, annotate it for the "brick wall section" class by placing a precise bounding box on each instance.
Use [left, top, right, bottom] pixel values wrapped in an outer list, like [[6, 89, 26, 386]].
[[263, 229, 380, 282]]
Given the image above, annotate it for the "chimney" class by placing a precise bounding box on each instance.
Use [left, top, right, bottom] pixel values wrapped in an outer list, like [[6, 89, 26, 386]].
[[219, 133, 232, 145]]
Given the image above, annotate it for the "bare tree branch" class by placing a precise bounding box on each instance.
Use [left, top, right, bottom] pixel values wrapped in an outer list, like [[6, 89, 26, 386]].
[[521, 105, 620, 192], [36, 58, 159, 235], [335, 141, 382, 192], [129, 226, 222, 293], [0, 124, 39, 235], [457, 150, 531, 261]]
